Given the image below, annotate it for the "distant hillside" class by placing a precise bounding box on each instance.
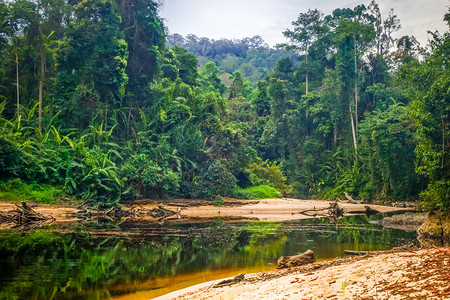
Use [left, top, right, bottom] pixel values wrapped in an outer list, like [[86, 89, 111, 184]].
[[166, 34, 300, 86]]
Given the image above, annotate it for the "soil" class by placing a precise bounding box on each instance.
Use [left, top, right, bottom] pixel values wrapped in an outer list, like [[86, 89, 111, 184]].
[[160, 247, 450, 300]]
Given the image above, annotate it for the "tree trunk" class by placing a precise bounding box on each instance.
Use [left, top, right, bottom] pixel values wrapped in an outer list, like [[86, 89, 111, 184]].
[[15, 48, 20, 120], [350, 100, 357, 154], [354, 37, 358, 134], [38, 28, 45, 130], [305, 50, 309, 95], [443, 119, 446, 168]]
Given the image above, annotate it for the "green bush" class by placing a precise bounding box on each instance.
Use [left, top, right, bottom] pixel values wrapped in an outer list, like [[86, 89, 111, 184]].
[[230, 185, 280, 199], [420, 180, 450, 211], [0, 138, 25, 181], [192, 160, 237, 200], [213, 195, 225, 206], [0, 178, 60, 204], [66, 146, 123, 208], [121, 154, 181, 198], [247, 160, 292, 195]]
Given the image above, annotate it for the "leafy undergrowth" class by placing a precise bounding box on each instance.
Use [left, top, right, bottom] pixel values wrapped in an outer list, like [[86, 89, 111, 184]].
[[231, 185, 281, 200], [0, 179, 61, 204]]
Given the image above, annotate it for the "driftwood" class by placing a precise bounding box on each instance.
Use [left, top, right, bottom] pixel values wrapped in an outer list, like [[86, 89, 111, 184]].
[[344, 192, 359, 203], [0, 202, 55, 231], [72, 206, 138, 221], [72, 203, 179, 222], [0, 211, 14, 223], [213, 273, 245, 288], [148, 204, 177, 219], [364, 206, 381, 216], [12, 202, 48, 224], [298, 201, 344, 223], [344, 250, 382, 255]]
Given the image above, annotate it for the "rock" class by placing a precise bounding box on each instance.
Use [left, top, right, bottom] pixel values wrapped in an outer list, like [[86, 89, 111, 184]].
[[277, 249, 315, 269], [380, 212, 427, 232], [417, 210, 450, 247]]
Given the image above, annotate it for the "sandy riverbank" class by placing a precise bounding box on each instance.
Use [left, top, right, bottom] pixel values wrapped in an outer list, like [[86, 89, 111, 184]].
[[160, 247, 450, 300], [0, 198, 413, 228], [169, 198, 413, 222]]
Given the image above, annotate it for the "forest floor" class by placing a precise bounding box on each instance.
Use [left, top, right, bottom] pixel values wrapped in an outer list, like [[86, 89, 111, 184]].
[[0, 198, 415, 229], [160, 247, 450, 300]]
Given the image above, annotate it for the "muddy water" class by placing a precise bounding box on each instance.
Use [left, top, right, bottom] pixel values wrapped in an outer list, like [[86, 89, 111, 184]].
[[0, 214, 417, 300]]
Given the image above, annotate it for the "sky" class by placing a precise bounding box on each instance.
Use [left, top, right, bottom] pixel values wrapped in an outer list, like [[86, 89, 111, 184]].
[[159, 0, 449, 47]]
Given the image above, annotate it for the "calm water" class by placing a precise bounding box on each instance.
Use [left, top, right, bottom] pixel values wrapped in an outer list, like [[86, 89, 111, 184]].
[[0, 214, 417, 299]]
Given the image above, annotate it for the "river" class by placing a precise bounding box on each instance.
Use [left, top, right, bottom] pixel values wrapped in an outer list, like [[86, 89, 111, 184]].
[[0, 213, 417, 299]]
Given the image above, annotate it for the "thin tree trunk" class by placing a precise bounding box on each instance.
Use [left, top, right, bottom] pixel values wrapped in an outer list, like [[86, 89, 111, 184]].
[[443, 119, 445, 168], [15, 49, 20, 120], [305, 50, 309, 95], [38, 28, 45, 130], [354, 37, 358, 134], [350, 101, 357, 154]]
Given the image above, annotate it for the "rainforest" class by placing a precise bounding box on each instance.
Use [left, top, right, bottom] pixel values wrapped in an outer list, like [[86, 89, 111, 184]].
[[0, 0, 448, 210], [0, 0, 450, 299]]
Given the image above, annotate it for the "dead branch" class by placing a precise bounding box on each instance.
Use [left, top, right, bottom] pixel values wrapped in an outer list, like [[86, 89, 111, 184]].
[[296, 202, 344, 224]]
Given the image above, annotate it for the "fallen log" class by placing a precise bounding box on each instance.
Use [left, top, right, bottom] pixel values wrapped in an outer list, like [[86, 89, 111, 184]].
[[11, 202, 49, 225], [0, 212, 14, 223], [364, 206, 381, 216], [344, 192, 357, 203], [297, 202, 344, 223], [148, 204, 177, 220], [0, 202, 55, 231], [344, 250, 381, 256], [213, 273, 245, 288], [72, 203, 179, 222]]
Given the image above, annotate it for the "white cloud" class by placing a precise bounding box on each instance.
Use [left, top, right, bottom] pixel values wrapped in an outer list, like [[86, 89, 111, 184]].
[[159, 0, 449, 47]]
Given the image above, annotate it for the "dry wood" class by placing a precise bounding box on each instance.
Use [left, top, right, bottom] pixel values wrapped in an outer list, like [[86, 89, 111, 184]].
[[72, 203, 179, 222], [297, 202, 344, 223], [12, 202, 48, 225], [213, 273, 245, 288]]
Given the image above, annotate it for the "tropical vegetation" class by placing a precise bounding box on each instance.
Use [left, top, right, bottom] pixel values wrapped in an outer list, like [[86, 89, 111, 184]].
[[0, 0, 448, 211]]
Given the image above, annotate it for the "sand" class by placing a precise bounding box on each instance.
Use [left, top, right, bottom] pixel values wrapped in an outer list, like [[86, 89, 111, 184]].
[[173, 198, 413, 222], [162, 247, 450, 300], [0, 198, 413, 227]]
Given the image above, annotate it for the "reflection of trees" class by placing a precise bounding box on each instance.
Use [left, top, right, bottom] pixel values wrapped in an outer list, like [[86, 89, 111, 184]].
[[238, 222, 288, 265], [0, 216, 417, 299], [0, 231, 188, 299]]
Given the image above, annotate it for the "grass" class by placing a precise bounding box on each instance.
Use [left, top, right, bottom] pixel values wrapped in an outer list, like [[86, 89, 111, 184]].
[[230, 185, 281, 200], [0, 178, 61, 204]]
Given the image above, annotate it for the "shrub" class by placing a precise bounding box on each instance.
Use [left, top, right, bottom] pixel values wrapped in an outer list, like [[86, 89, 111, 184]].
[[0, 138, 24, 180], [192, 160, 237, 200], [66, 146, 123, 208], [247, 160, 292, 195], [230, 185, 280, 199], [0, 178, 60, 204], [121, 154, 181, 198], [214, 195, 225, 206]]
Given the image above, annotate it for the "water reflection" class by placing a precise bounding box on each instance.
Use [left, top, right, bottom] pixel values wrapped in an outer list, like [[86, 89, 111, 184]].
[[0, 214, 417, 299]]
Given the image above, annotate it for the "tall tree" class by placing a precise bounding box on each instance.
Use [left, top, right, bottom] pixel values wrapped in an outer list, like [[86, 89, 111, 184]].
[[279, 9, 327, 95], [332, 16, 375, 154], [399, 13, 450, 210], [116, 0, 165, 106], [56, 0, 128, 128]]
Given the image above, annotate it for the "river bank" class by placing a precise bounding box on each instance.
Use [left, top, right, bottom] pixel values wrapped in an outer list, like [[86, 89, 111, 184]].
[[161, 247, 450, 300], [0, 198, 414, 229]]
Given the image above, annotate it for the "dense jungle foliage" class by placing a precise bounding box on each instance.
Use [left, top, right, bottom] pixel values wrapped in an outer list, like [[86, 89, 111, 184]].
[[0, 0, 448, 210]]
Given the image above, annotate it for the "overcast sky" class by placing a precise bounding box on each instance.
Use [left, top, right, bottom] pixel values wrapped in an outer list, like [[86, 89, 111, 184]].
[[159, 0, 449, 47]]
